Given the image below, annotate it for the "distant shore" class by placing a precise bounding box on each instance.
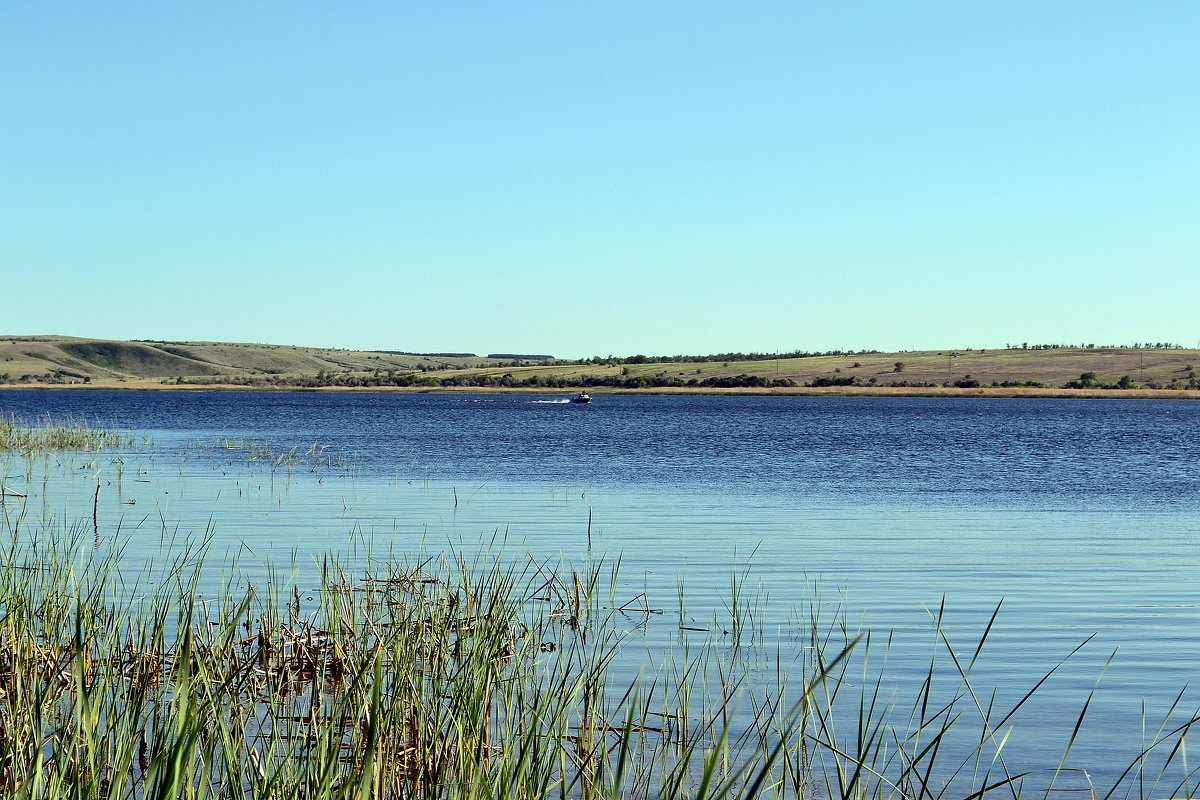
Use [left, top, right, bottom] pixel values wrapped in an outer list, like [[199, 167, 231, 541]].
[[3, 381, 1199, 400], [4, 337, 1199, 397]]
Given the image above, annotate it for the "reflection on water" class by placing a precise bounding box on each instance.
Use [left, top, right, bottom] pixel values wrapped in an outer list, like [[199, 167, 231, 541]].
[[1, 389, 1199, 787]]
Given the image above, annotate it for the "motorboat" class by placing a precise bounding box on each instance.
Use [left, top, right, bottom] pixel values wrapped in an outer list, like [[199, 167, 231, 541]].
[[570, 392, 591, 404]]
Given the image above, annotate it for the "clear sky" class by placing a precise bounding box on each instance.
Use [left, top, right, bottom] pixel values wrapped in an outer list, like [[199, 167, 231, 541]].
[[2, 3, 1196, 358]]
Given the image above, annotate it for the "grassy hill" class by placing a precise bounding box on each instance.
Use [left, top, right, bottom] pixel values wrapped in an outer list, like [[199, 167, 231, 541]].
[[0, 336, 515, 385], [1, 336, 1197, 393], [429, 347, 1200, 391]]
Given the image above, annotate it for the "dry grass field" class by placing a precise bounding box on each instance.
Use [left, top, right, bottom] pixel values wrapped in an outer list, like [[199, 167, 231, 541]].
[[0, 336, 500, 383], [418, 347, 1199, 391], [2, 336, 1197, 395]]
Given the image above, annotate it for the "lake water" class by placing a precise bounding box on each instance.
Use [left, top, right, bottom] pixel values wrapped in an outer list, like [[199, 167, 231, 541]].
[[2, 389, 1198, 792]]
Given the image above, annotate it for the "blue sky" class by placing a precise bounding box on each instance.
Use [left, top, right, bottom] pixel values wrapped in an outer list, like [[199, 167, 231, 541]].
[[2, 3, 1196, 358]]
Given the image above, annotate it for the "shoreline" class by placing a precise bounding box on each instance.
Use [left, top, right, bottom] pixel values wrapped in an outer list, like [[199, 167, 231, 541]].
[[3, 382, 1200, 400]]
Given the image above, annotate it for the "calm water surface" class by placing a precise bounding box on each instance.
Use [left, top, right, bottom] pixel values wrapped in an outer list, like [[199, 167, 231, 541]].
[[2, 389, 1198, 788]]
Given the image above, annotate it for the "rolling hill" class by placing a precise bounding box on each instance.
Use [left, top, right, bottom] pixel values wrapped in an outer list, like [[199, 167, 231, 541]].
[[1, 335, 1197, 394]]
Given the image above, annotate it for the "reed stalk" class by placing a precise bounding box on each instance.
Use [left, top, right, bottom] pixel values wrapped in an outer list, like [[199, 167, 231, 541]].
[[0, 413, 133, 453], [0, 468, 1197, 798]]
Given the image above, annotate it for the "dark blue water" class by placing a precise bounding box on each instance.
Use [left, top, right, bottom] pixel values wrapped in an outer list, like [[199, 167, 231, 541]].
[[5, 389, 1196, 506], [3, 389, 1199, 790]]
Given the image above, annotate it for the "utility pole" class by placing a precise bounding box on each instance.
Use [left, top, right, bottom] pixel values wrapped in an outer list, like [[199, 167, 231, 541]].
[[947, 351, 958, 383]]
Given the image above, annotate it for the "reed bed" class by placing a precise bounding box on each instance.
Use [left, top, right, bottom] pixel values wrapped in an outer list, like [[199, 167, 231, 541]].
[[0, 414, 134, 453], [192, 437, 363, 480], [0, 520, 825, 800], [0, 494, 1198, 797]]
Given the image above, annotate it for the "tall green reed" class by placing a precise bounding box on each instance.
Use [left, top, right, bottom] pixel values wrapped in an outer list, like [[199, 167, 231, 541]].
[[0, 414, 134, 453], [0, 490, 1197, 798]]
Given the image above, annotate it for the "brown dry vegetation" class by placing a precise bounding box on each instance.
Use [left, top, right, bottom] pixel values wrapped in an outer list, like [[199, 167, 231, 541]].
[[2, 336, 1198, 396], [0, 336, 501, 385]]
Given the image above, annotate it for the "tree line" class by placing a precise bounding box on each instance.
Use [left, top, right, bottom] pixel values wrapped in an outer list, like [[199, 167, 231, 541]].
[[147, 369, 1200, 391], [569, 349, 881, 366]]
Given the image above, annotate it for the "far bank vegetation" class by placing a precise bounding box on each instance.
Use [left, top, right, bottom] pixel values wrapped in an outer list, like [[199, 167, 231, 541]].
[[2, 337, 1198, 392]]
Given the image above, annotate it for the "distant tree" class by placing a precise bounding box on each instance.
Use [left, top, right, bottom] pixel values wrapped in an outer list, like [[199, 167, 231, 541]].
[[893, 361, 904, 372], [1064, 372, 1099, 389], [810, 376, 857, 387]]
